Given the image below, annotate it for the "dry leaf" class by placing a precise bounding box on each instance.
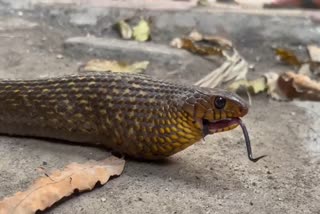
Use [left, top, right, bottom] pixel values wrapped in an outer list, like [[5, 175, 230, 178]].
[[173, 30, 232, 56], [188, 30, 203, 41], [307, 45, 320, 62], [228, 77, 267, 94], [194, 49, 249, 88], [274, 48, 301, 67], [170, 37, 224, 57], [80, 59, 149, 74], [263, 72, 288, 101], [171, 38, 223, 56], [132, 18, 150, 42], [200, 35, 233, 51], [118, 20, 133, 40], [171, 31, 248, 89], [278, 71, 320, 101], [307, 44, 320, 74], [0, 156, 125, 214]]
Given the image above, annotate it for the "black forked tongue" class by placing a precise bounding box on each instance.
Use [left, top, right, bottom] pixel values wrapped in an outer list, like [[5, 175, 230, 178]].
[[236, 118, 266, 162]]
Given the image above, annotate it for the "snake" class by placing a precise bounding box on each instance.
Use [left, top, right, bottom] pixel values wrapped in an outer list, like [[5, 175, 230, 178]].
[[0, 72, 263, 161]]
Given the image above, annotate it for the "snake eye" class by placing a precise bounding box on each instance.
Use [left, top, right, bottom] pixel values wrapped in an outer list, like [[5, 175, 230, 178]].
[[214, 96, 226, 109]]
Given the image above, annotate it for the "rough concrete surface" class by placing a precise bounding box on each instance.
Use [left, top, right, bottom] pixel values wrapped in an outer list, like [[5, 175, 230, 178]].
[[0, 3, 320, 214]]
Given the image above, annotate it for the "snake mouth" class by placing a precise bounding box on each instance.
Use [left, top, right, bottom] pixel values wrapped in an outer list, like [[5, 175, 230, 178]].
[[202, 118, 239, 134], [201, 118, 266, 162]]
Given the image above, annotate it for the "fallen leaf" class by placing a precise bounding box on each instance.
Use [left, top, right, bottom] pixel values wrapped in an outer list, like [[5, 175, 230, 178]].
[[132, 18, 150, 42], [80, 59, 149, 74], [228, 77, 267, 94], [199, 35, 233, 51], [171, 31, 248, 89], [118, 20, 133, 40], [171, 37, 223, 57], [194, 49, 249, 88], [0, 156, 125, 214], [263, 72, 288, 101], [278, 71, 320, 101], [274, 48, 301, 67], [188, 30, 203, 41], [307, 44, 320, 74], [307, 44, 320, 62]]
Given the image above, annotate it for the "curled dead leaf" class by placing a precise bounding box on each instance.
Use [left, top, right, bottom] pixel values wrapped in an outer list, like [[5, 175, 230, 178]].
[[80, 59, 149, 74], [278, 71, 320, 101], [0, 156, 125, 214]]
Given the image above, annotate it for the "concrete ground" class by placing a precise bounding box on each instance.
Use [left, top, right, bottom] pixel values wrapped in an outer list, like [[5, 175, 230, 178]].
[[0, 2, 319, 214]]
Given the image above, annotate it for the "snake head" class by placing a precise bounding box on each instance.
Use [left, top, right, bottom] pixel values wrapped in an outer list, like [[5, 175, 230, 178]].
[[182, 87, 249, 136]]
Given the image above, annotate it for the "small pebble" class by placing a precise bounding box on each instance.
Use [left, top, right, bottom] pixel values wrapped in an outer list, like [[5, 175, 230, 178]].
[[250, 202, 253, 206], [101, 197, 106, 202], [42, 161, 47, 166], [249, 64, 255, 71], [17, 11, 23, 16], [56, 54, 64, 59]]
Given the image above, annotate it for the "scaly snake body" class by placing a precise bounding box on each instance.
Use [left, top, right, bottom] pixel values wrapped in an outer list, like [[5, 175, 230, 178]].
[[0, 73, 251, 160]]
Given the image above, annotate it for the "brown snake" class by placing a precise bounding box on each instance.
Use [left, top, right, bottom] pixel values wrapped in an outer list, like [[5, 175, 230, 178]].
[[0, 72, 262, 161]]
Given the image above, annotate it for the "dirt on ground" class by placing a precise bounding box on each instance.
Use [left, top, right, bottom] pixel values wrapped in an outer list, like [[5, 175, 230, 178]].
[[0, 5, 319, 214]]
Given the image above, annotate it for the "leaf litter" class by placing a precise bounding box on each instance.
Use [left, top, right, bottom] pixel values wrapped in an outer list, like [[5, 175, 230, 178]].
[[79, 59, 149, 74], [171, 30, 249, 89], [117, 17, 151, 42], [0, 156, 125, 214], [229, 45, 320, 102]]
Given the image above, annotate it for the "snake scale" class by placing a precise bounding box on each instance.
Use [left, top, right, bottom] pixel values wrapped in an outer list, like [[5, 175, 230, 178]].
[[0, 72, 261, 160]]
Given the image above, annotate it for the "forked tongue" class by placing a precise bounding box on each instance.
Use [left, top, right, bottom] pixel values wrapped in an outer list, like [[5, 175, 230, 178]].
[[235, 118, 266, 162]]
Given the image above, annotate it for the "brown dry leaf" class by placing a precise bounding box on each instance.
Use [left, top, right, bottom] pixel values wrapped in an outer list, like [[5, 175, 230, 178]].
[[171, 31, 248, 89], [274, 48, 302, 67], [80, 59, 149, 74], [188, 30, 233, 49], [0, 156, 125, 214], [278, 71, 320, 101], [170, 38, 224, 57]]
